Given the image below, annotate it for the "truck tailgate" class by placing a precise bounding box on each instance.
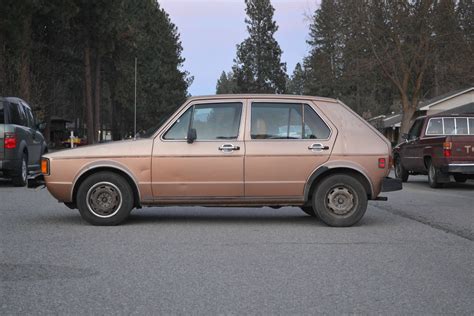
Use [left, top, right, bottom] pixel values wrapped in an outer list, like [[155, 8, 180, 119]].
[[448, 136, 474, 162]]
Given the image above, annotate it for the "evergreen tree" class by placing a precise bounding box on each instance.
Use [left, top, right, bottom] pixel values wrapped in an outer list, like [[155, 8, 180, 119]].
[[231, 0, 287, 94], [287, 63, 305, 95], [216, 71, 236, 94]]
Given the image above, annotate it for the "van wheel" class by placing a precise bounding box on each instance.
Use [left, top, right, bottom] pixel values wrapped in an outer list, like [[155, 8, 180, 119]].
[[12, 154, 28, 187], [394, 157, 409, 182], [313, 174, 368, 227], [77, 172, 134, 225], [428, 161, 443, 188], [300, 206, 317, 217]]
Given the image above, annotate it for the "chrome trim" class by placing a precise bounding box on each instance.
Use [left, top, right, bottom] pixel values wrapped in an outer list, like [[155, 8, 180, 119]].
[[449, 163, 474, 167]]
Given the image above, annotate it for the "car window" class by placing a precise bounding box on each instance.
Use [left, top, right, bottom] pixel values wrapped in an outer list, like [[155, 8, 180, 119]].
[[191, 103, 242, 140], [455, 118, 468, 135], [426, 118, 443, 135], [24, 105, 35, 128], [8, 102, 26, 126], [444, 118, 455, 135], [469, 118, 474, 135], [408, 118, 424, 139], [304, 104, 331, 139], [163, 107, 192, 140], [0, 102, 4, 124], [164, 102, 242, 141], [251, 103, 303, 139]]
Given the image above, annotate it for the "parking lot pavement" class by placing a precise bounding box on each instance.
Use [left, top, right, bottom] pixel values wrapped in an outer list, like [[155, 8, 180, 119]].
[[1, 178, 473, 314]]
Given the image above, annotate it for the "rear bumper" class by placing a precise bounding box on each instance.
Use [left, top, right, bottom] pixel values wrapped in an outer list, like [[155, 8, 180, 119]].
[[0, 158, 20, 172], [381, 177, 402, 192], [445, 164, 474, 174], [27, 173, 45, 188]]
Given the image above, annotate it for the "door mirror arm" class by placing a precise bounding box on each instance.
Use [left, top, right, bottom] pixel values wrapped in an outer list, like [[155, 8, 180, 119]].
[[187, 128, 197, 144]]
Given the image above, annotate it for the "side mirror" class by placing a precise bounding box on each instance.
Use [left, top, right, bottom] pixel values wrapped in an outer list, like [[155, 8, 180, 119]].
[[187, 128, 197, 144], [36, 122, 46, 131]]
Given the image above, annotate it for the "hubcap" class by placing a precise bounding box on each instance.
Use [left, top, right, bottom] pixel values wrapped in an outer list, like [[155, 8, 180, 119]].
[[326, 186, 355, 216], [21, 159, 27, 181], [86, 182, 122, 218]]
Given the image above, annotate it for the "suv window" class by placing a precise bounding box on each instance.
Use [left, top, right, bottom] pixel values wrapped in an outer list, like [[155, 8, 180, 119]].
[[251, 103, 330, 139], [164, 102, 242, 140], [23, 105, 35, 128], [0, 101, 4, 124], [9, 102, 26, 126]]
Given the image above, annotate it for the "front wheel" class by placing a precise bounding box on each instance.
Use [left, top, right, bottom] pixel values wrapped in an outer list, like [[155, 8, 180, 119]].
[[428, 161, 443, 188], [77, 172, 134, 225], [313, 174, 368, 227], [394, 157, 409, 182]]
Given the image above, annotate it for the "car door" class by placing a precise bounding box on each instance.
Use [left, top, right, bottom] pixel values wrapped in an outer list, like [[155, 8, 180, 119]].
[[152, 99, 245, 199], [401, 118, 424, 171], [244, 100, 337, 199]]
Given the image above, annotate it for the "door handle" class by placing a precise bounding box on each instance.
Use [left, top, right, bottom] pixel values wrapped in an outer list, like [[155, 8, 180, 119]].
[[308, 143, 329, 151], [219, 144, 240, 152]]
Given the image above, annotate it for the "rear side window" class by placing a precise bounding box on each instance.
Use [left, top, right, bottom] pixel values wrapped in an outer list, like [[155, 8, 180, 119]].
[[23, 105, 35, 128], [469, 118, 474, 135], [0, 102, 4, 124], [8, 102, 26, 126], [250, 103, 330, 140]]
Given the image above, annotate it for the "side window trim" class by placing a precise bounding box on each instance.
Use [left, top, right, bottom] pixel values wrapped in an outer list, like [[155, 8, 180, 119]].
[[425, 117, 473, 136]]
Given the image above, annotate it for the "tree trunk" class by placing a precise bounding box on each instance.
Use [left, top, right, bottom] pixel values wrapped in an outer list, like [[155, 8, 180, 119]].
[[94, 53, 101, 143], [398, 94, 416, 142], [19, 14, 32, 101], [84, 42, 95, 144]]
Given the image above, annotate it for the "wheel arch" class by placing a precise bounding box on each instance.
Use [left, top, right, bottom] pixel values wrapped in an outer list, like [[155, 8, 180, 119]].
[[71, 166, 141, 208], [304, 166, 373, 202]]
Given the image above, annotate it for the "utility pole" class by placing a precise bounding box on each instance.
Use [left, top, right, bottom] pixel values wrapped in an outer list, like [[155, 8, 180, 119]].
[[134, 57, 137, 139]]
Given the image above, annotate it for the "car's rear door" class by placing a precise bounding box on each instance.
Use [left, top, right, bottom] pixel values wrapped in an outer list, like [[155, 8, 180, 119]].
[[244, 99, 337, 199], [152, 99, 245, 199]]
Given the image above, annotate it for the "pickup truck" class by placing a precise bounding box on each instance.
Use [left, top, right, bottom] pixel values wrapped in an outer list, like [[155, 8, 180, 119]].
[[393, 114, 474, 188]]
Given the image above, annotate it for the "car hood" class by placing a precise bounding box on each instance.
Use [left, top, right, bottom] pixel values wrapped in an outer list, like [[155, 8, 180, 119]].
[[44, 138, 154, 159]]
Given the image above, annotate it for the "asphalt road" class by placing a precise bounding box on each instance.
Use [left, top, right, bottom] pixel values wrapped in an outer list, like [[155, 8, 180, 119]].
[[1, 175, 473, 315]]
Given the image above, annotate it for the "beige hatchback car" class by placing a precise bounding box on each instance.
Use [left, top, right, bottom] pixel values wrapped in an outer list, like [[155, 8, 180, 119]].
[[29, 95, 401, 226]]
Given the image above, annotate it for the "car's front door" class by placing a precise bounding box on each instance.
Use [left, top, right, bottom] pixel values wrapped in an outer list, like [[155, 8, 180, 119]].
[[244, 100, 337, 199], [152, 100, 245, 199], [401, 118, 424, 171]]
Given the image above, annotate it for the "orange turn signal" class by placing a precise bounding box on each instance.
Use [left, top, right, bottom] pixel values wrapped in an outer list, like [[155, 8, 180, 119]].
[[41, 158, 50, 175]]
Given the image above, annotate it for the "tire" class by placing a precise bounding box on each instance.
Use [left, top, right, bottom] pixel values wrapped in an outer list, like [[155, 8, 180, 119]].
[[12, 153, 28, 187], [313, 174, 368, 227], [454, 175, 467, 183], [394, 157, 409, 182], [427, 161, 443, 188], [300, 206, 317, 217], [77, 172, 134, 225]]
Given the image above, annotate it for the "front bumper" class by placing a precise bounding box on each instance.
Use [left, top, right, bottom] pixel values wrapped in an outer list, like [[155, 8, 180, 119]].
[[381, 177, 402, 192], [445, 164, 474, 174], [27, 173, 45, 188]]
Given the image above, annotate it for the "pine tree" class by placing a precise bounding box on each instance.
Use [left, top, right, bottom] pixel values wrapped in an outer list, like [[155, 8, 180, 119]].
[[287, 63, 305, 95], [231, 0, 287, 94], [216, 71, 236, 94]]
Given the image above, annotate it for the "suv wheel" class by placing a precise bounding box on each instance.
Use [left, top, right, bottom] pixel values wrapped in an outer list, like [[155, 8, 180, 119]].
[[394, 157, 409, 182], [428, 161, 443, 188], [77, 172, 134, 225], [300, 206, 317, 217], [12, 153, 28, 187], [313, 174, 368, 227]]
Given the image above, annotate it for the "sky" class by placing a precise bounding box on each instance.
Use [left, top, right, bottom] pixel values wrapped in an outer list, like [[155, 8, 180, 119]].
[[159, 0, 320, 96]]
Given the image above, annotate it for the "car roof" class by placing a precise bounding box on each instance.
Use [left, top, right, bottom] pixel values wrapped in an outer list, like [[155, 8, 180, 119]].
[[187, 94, 339, 103], [2, 97, 32, 109]]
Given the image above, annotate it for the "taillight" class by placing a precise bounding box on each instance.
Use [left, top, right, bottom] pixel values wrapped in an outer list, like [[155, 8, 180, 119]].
[[41, 158, 50, 175], [378, 158, 386, 169], [443, 141, 452, 157], [4, 133, 17, 149]]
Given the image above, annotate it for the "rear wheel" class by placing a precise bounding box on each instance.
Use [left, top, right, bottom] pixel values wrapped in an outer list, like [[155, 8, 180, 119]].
[[313, 174, 368, 227], [454, 175, 467, 183], [77, 172, 134, 225], [394, 157, 409, 182], [12, 153, 28, 187], [428, 161, 443, 188]]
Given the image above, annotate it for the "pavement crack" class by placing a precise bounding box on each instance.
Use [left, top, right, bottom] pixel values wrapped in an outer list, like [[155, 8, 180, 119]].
[[373, 203, 474, 241]]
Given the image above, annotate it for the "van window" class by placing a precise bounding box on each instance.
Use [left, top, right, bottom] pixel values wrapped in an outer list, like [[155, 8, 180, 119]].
[[0, 102, 4, 124]]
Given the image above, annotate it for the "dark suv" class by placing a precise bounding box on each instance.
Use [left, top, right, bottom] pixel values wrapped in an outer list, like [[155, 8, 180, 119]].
[[0, 97, 47, 186]]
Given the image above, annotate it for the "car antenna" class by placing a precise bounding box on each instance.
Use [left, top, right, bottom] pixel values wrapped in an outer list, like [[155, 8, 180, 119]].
[[134, 57, 137, 140]]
